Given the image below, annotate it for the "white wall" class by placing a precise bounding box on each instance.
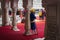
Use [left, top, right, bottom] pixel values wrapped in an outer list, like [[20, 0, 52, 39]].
[[18, 0, 23, 9], [33, 0, 42, 9], [0, 0, 43, 9], [18, 0, 43, 9]]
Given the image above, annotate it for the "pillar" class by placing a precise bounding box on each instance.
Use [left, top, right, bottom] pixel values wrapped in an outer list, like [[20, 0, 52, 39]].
[[42, 0, 58, 40], [23, 0, 33, 35], [11, 0, 19, 31], [1, 0, 10, 26], [56, 2, 60, 40]]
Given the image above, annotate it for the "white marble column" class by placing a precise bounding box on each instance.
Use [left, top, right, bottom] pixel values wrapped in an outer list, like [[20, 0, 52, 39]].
[[23, 0, 33, 35], [1, 0, 10, 26], [11, 0, 19, 31]]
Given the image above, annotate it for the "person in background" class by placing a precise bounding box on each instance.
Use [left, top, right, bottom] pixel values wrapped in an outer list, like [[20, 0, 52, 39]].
[[38, 9, 43, 20], [30, 8, 37, 35], [39, 9, 46, 20], [21, 8, 27, 23], [42, 9, 46, 20]]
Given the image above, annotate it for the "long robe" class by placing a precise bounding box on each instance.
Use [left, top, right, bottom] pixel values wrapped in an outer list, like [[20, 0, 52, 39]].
[[30, 12, 36, 30]]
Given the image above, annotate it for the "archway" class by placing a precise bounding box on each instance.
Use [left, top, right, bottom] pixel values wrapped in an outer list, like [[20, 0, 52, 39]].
[[1, 0, 59, 40]]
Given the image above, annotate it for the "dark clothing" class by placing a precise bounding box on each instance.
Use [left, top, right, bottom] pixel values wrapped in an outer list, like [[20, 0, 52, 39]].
[[30, 12, 36, 30], [31, 22, 36, 30], [9, 10, 11, 15], [30, 12, 36, 21], [42, 10, 46, 19], [39, 10, 46, 20], [16, 11, 19, 15]]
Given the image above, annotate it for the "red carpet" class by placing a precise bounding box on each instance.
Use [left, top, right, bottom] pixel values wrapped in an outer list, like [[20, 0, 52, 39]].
[[0, 17, 45, 40]]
